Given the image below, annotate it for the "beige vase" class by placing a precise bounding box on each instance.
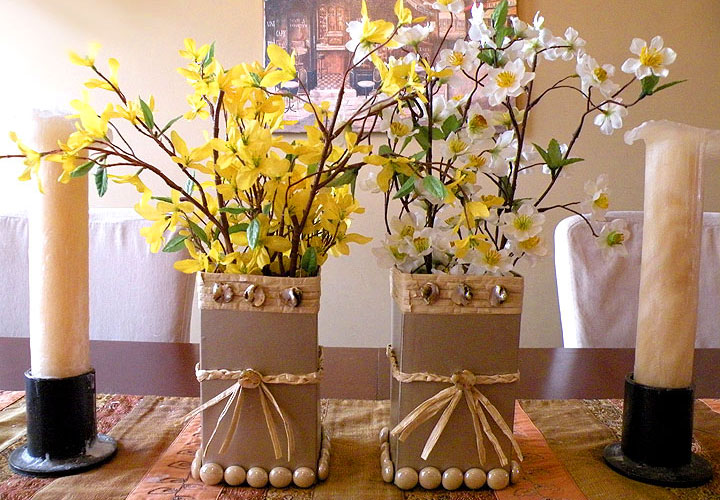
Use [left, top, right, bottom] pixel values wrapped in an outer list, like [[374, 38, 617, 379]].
[[385, 268, 523, 490], [192, 272, 328, 488]]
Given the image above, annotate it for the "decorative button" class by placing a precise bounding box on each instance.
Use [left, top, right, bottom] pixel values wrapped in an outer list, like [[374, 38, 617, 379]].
[[243, 284, 266, 307], [394, 467, 418, 490], [487, 468, 510, 490], [441, 467, 464, 490], [293, 467, 316, 488], [419, 282, 440, 304], [269, 467, 293, 488], [281, 287, 303, 307], [418, 466, 441, 489], [199, 462, 224, 485], [490, 285, 508, 306], [212, 282, 234, 303], [224, 465, 246, 486], [450, 283, 473, 306], [246, 467, 269, 488], [464, 468, 487, 489]]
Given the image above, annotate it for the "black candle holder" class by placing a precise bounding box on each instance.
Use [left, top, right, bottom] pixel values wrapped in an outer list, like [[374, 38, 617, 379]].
[[603, 373, 712, 487], [8, 369, 117, 477]]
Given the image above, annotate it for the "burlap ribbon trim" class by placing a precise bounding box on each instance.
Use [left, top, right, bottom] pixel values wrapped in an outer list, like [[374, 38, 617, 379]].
[[387, 345, 523, 466], [187, 347, 324, 462]]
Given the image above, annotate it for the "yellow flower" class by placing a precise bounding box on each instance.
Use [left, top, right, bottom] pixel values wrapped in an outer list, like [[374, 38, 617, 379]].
[[329, 232, 372, 256], [170, 131, 213, 170], [453, 234, 491, 260], [394, 0, 412, 25], [85, 58, 120, 91], [260, 44, 297, 88], [10, 132, 44, 191], [68, 42, 102, 67], [179, 38, 210, 62]]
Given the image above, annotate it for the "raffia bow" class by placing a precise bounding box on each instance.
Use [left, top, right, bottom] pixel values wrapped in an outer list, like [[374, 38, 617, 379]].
[[387, 345, 523, 466], [187, 347, 324, 462]]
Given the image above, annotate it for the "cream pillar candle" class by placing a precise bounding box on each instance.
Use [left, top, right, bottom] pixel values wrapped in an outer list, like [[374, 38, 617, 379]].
[[626, 120, 720, 388], [28, 110, 91, 379]]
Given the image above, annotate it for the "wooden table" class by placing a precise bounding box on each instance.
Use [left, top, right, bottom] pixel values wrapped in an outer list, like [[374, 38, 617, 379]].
[[2, 338, 719, 399]]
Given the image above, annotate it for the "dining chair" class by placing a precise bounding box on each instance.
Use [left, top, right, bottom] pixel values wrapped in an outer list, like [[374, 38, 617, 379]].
[[0, 208, 194, 342], [555, 211, 720, 348]]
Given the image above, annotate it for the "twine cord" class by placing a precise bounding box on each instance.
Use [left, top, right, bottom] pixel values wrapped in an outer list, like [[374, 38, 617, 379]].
[[187, 347, 324, 463], [386, 345, 523, 466]]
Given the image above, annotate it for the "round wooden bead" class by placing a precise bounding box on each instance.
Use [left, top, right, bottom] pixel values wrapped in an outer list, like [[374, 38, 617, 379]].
[[293, 467, 316, 488], [246, 467, 269, 488], [441, 467, 464, 491], [487, 468, 510, 490], [418, 467, 441, 489], [269, 467, 293, 488], [510, 460, 521, 484], [318, 462, 330, 481], [381, 462, 394, 483], [199, 462, 224, 485], [224, 465, 246, 486], [394, 467, 418, 490], [378, 426, 390, 444], [464, 468, 487, 489], [190, 458, 201, 481]]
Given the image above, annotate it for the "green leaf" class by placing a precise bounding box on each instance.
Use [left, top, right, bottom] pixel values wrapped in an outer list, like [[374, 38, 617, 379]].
[[219, 206, 248, 215], [94, 167, 108, 197], [491, 0, 509, 31], [422, 175, 447, 200], [327, 168, 359, 188], [441, 115, 462, 137], [262, 203, 271, 215], [411, 150, 427, 161], [478, 49, 497, 67], [139, 97, 155, 131], [415, 128, 430, 150], [151, 196, 173, 203], [431, 127, 444, 140], [160, 115, 183, 134], [229, 223, 248, 234], [201, 41, 216, 68], [249, 72, 262, 86], [652, 79, 687, 95], [562, 157, 584, 167], [162, 234, 188, 253], [393, 175, 416, 199], [300, 247, 318, 276], [70, 161, 94, 178], [640, 75, 660, 97], [247, 218, 261, 249], [400, 135, 413, 153], [378, 144, 393, 156], [188, 220, 210, 246], [307, 163, 318, 175]]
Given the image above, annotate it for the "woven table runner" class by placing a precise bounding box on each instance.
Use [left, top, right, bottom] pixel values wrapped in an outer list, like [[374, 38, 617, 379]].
[[2, 390, 720, 499]]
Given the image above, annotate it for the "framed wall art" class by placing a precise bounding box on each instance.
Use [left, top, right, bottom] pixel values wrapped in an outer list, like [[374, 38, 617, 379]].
[[264, 0, 518, 132]]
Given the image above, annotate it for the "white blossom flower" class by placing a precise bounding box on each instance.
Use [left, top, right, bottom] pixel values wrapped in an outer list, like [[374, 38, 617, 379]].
[[345, 21, 373, 65], [439, 130, 475, 159], [394, 23, 436, 48], [581, 174, 610, 221], [596, 219, 630, 257], [372, 240, 406, 269], [483, 59, 535, 106], [437, 40, 479, 74], [390, 211, 423, 241], [576, 54, 620, 97], [468, 2, 490, 43], [594, 100, 627, 135], [487, 130, 518, 175], [550, 27, 586, 61], [359, 170, 381, 193], [499, 203, 545, 241], [466, 105, 496, 139], [380, 112, 416, 142], [400, 227, 435, 259], [621, 36, 676, 79], [474, 247, 513, 275], [508, 235, 548, 266], [426, 94, 459, 125], [431, 0, 465, 14]]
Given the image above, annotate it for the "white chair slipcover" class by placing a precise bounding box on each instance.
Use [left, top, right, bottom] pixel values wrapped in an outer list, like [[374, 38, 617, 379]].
[[555, 211, 720, 348], [0, 208, 193, 342]]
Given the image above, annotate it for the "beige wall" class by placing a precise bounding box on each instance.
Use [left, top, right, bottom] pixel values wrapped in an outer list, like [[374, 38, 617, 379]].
[[1, 0, 718, 347]]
